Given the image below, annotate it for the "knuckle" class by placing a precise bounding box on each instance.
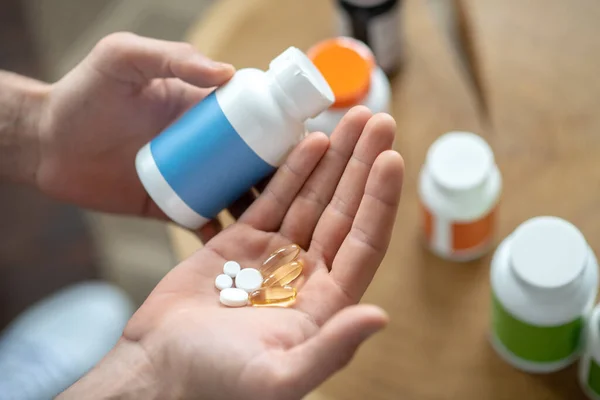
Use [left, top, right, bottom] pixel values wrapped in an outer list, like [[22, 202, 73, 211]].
[[92, 32, 139, 61], [171, 42, 199, 61], [350, 225, 385, 254], [329, 193, 352, 217], [178, 42, 196, 53], [95, 31, 137, 51]]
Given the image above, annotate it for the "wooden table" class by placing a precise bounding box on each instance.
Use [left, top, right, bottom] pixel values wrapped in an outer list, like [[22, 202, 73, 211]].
[[169, 0, 600, 398]]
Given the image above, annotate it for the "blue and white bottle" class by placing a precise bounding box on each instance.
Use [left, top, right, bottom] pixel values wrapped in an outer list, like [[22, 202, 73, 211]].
[[135, 47, 335, 229]]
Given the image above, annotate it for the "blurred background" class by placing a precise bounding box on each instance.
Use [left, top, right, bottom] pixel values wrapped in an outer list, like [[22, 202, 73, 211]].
[[0, 0, 216, 331], [3, 0, 599, 399]]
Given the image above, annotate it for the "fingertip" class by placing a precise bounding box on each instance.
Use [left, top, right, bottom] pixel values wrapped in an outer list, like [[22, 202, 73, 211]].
[[328, 304, 388, 330], [356, 304, 390, 331], [348, 105, 374, 119], [208, 60, 236, 78], [380, 149, 405, 169], [306, 130, 328, 139], [187, 51, 234, 71], [211, 60, 236, 73], [342, 105, 373, 127], [295, 131, 330, 157], [357, 303, 389, 319], [373, 150, 405, 179], [334, 105, 373, 131], [372, 112, 397, 128], [178, 54, 236, 87], [364, 112, 397, 140], [304, 131, 330, 146]]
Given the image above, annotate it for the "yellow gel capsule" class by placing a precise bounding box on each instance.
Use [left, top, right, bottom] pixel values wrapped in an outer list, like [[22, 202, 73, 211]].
[[249, 286, 297, 307], [261, 244, 300, 276], [262, 260, 303, 287]]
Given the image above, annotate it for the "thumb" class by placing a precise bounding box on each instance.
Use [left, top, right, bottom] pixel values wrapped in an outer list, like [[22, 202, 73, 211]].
[[283, 305, 388, 395], [89, 32, 235, 88]]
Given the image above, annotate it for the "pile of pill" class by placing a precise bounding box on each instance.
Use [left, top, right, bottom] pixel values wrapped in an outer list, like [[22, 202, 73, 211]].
[[215, 244, 303, 308]]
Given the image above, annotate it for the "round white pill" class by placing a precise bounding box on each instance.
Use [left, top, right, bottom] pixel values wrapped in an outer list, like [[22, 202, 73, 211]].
[[235, 268, 263, 293], [215, 274, 233, 290], [220, 288, 249, 307], [223, 261, 241, 278]]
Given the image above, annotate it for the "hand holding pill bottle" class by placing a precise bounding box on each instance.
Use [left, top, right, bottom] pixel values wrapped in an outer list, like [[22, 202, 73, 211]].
[[136, 47, 335, 230]]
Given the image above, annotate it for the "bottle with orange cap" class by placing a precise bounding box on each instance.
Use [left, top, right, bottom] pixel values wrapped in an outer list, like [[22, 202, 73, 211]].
[[305, 37, 391, 136]]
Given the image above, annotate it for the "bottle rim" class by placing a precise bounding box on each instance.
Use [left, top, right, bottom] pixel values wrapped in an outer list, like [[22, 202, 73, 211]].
[[425, 131, 495, 193], [307, 37, 375, 109], [509, 216, 588, 290]]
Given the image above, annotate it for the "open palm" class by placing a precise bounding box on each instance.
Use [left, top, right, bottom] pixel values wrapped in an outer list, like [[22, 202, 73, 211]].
[[121, 108, 404, 400]]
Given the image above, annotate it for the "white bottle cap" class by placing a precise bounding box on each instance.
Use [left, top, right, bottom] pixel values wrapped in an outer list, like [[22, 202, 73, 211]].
[[510, 216, 588, 290], [268, 46, 335, 121], [426, 131, 494, 193]]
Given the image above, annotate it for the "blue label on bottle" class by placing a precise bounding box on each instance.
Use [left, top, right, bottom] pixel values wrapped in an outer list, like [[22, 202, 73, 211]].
[[150, 91, 275, 219]]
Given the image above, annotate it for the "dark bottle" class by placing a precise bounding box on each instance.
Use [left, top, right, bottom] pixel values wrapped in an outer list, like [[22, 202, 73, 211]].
[[335, 0, 402, 77]]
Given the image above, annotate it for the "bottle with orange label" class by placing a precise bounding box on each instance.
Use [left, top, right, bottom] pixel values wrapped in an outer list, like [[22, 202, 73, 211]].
[[305, 36, 391, 136], [418, 131, 502, 261]]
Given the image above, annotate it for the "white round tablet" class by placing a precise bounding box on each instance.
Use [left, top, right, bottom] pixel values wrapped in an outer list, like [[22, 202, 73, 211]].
[[215, 274, 233, 290], [220, 288, 249, 307], [235, 268, 263, 293], [223, 261, 241, 278]]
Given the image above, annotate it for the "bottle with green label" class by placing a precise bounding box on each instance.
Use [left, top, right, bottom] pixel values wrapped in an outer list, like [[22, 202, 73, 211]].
[[490, 216, 598, 373], [580, 305, 600, 400]]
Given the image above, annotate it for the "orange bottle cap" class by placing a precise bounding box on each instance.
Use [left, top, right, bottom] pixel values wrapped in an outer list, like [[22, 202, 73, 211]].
[[307, 37, 375, 109]]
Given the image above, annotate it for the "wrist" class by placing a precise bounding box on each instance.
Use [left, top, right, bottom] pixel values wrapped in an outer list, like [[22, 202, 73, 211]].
[[0, 71, 49, 185], [57, 338, 170, 400]]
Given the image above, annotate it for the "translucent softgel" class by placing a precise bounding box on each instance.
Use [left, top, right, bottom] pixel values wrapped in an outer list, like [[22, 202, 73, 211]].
[[263, 260, 303, 287], [250, 286, 297, 307], [261, 244, 300, 276]]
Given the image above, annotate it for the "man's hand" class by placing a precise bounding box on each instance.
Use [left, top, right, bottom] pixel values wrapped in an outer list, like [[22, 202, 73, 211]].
[[0, 71, 48, 184], [35, 32, 235, 239], [59, 108, 405, 400]]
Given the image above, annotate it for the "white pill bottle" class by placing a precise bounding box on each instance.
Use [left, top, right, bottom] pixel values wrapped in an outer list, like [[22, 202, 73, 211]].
[[491, 216, 598, 373], [418, 131, 501, 261], [580, 304, 600, 400], [135, 47, 334, 230], [304, 37, 391, 136]]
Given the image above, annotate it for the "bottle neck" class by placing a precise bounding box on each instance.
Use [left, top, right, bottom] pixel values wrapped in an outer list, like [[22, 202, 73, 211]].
[[265, 70, 308, 122]]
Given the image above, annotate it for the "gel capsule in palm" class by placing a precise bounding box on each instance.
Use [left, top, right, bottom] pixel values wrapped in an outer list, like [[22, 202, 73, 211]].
[[249, 286, 297, 307], [261, 244, 300, 276], [263, 260, 303, 287]]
